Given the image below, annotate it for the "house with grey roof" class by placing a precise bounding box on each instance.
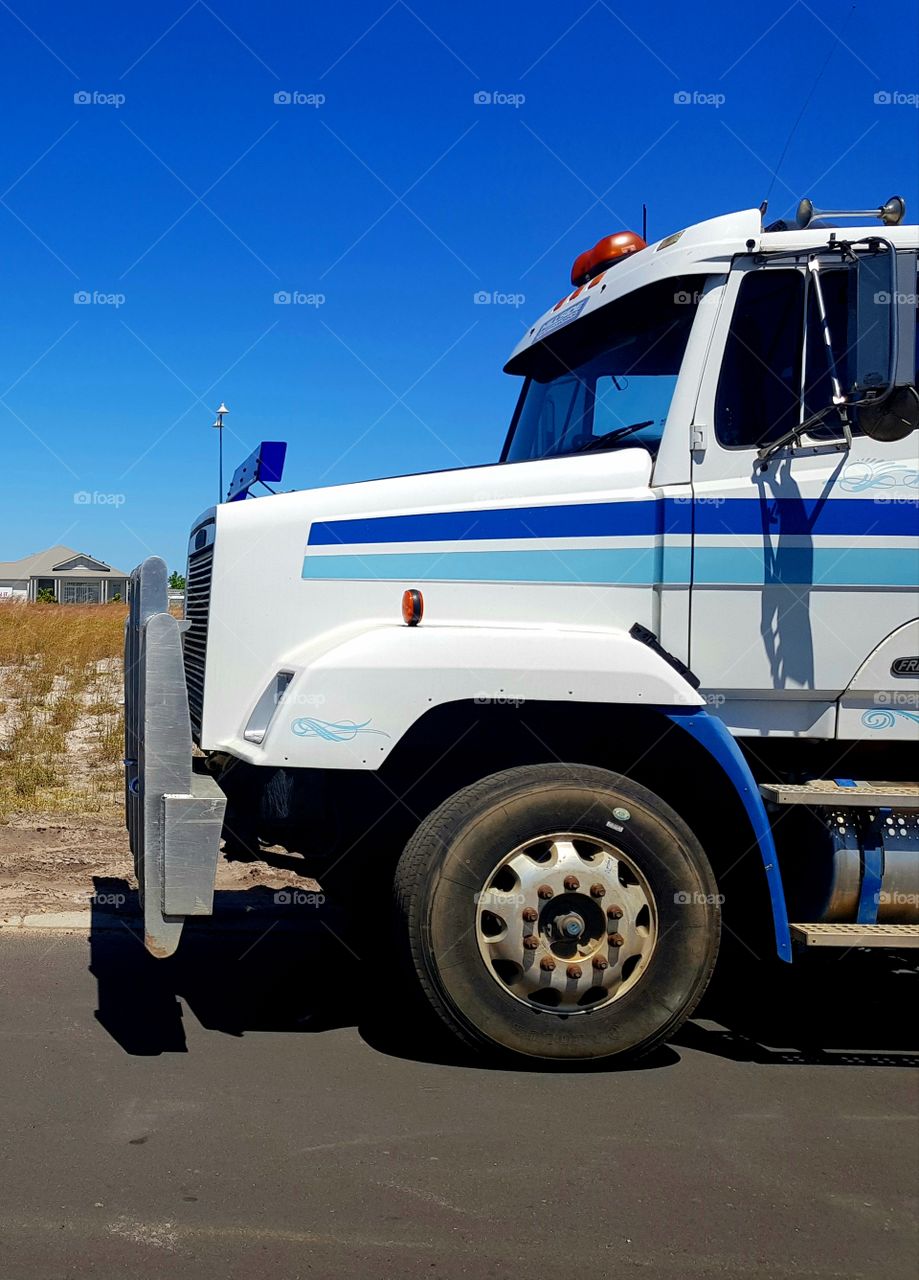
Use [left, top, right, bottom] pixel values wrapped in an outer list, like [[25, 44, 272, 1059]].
[[0, 545, 130, 604]]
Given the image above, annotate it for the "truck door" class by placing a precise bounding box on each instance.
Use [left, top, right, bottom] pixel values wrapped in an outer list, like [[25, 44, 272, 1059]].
[[688, 251, 918, 737]]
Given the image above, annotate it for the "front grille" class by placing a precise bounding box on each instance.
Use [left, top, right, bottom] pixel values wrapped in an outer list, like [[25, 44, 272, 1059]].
[[184, 543, 214, 738]]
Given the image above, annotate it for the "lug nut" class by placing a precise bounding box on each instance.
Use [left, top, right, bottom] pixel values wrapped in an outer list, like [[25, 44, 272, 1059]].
[[523, 935, 540, 950], [566, 964, 582, 980], [522, 906, 538, 922], [563, 875, 580, 891], [592, 956, 609, 971], [590, 883, 606, 898], [608, 932, 624, 948], [540, 957, 556, 972], [606, 905, 624, 920], [537, 884, 554, 900]]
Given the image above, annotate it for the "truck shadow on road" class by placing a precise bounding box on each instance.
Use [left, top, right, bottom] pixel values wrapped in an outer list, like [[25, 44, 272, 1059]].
[[90, 876, 361, 1056], [88, 877, 918, 1069], [679, 951, 919, 1068]]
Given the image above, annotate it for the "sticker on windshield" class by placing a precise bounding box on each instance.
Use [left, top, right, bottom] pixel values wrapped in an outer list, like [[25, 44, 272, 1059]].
[[534, 297, 588, 341]]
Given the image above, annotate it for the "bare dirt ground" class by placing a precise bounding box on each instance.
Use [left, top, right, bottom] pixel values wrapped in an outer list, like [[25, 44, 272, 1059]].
[[0, 811, 319, 919]]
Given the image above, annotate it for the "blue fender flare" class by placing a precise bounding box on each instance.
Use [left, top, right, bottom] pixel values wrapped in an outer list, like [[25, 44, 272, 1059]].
[[661, 707, 792, 962]]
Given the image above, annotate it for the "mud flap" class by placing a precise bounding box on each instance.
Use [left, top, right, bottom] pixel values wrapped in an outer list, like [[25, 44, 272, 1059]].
[[124, 556, 225, 957]]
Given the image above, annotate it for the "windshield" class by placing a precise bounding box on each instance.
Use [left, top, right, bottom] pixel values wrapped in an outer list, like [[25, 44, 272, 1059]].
[[502, 276, 707, 463]]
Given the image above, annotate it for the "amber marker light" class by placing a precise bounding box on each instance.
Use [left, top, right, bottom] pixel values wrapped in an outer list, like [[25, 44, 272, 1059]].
[[570, 231, 647, 286], [402, 588, 423, 625]]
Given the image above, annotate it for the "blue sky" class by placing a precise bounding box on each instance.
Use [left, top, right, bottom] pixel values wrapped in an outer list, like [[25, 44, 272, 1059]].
[[2, 0, 917, 575]]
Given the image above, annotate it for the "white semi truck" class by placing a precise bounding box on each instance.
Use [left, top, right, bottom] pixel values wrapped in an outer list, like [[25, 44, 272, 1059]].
[[125, 197, 919, 1063]]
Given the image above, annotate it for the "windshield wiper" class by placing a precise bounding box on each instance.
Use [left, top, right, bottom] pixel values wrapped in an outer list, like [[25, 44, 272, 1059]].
[[575, 420, 655, 453]]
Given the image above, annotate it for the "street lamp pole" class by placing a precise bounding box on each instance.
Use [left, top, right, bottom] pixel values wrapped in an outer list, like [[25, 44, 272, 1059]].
[[212, 402, 229, 502]]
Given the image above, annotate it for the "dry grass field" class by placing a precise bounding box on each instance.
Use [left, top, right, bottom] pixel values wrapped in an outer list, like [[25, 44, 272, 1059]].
[[0, 603, 126, 821], [0, 602, 311, 917]]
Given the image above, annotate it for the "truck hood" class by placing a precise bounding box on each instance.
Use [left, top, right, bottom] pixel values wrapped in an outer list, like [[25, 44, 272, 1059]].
[[192, 448, 659, 752], [204, 446, 654, 547]]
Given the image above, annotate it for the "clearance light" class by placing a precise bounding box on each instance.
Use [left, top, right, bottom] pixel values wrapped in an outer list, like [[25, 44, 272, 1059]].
[[402, 588, 423, 626], [570, 231, 647, 286]]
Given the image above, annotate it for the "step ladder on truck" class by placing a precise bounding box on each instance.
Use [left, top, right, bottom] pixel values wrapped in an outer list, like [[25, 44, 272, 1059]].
[[125, 194, 919, 1062]]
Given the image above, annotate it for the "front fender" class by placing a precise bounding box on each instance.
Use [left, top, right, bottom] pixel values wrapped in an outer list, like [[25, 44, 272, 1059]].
[[663, 707, 792, 962], [241, 623, 702, 768]]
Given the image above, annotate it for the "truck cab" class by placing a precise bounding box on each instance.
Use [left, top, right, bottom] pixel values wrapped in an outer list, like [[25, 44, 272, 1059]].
[[125, 197, 919, 1061], [502, 205, 918, 740]]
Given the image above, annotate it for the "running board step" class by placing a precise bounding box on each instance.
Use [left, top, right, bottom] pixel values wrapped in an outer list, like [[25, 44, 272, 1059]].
[[760, 780, 919, 809], [790, 923, 919, 948]]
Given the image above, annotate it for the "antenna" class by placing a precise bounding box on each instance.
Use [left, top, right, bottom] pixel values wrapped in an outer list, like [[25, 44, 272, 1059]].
[[212, 402, 229, 502], [763, 4, 855, 207], [641, 203, 647, 241]]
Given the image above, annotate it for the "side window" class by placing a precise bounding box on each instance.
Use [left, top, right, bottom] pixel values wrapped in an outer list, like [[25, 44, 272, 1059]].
[[716, 261, 898, 450], [715, 269, 803, 448]]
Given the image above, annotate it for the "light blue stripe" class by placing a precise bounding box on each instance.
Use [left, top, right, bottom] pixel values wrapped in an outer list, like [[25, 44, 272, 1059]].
[[694, 547, 918, 587], [301, 545, 915, 587], [302, 547, 691, 585]]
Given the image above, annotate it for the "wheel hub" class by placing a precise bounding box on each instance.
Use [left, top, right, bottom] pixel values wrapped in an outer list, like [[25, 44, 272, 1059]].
[[475, 833, 657, 1014], [555, 912, 585, 940]]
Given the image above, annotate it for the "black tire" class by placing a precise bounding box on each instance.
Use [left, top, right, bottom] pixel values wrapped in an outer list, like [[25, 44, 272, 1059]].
[[392, 763, 720, 1063]]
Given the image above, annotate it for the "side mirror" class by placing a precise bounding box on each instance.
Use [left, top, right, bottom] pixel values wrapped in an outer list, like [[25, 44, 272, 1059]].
[[846, 249, 896, 397], [846, 245, 918, 441], [856, 385, 919, 442]]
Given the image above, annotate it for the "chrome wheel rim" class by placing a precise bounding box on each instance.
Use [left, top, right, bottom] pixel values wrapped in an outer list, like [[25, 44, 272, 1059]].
[[474, 832, 658, 1015]]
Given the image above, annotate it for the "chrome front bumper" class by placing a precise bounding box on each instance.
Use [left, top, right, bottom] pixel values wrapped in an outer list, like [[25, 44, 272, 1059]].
[[124, 556, 226, 957]]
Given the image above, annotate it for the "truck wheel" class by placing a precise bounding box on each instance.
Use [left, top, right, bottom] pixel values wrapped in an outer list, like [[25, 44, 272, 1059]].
[[392, 764, 720, 1062]]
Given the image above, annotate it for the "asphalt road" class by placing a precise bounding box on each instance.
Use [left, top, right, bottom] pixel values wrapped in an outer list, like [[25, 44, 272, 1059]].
[[0, 916, 916, 1280]]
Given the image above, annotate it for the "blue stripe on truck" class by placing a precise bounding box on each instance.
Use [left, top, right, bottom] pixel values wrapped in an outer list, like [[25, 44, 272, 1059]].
[[693, 546, 918, 587], [301, 547, 689, 584], [308, 499, 683, 545], [308, 497, 919, 547], [301, 545, 915, 587]]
